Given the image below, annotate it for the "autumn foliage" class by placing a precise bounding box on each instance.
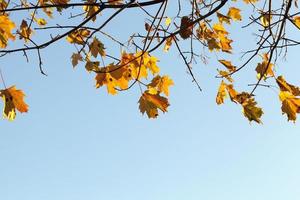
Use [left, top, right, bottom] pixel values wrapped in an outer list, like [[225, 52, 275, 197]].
[[0, 0, 300, 123]]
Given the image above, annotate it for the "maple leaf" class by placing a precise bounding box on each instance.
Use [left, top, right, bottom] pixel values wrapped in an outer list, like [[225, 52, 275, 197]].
[[165, 17, 172, 26], [218, 59, 236, 72], [276, 76, 300, 96], [226, 84, 238, 102], [255, 53, 274, 79], [279, 91, 300, 121], [108, 64, 129, 89], [207, 38, 221, 51], [94, 63, 130, 94], [148, 75, 174, 96], [85, 61, 100, 72], [227, 7, 242, 21], [215, 81, 238, 104], [89, 37, 106, 58], [260, 13, 272, 27], [216, 80, 227, 105], [18, 20, 33, 43], [71, 53, 83, 68], [213, 23, 228, 36], [30, 13, 47, 27], [293, 16, 300, 29], [0, 15, 16, 48], [138, 91, 169, 118], [36, 18, 47, 26], [215, 83, 263, 123], [0, 86, 29, 121], [219, 35, 233, 53], [235, 92, 252, 104], [83, 0, 100, 21], [143, 53, 160, 75], [164, 37, 173, 52], [231, 92, 263, 123], [67, 29, 90, 45], [132, 64, 148, 80], [95, 71, 118, 95], [217, 12, 231, 24], [218, 70, 234, 83], [119, 51, 160, 80], [241, 97, 263, 124]]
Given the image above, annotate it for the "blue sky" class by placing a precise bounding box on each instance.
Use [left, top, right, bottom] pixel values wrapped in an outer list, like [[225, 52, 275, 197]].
[[0, 1, 300, 200]]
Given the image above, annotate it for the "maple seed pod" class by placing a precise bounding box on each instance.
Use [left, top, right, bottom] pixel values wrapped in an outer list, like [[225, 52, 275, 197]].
[[145, 23, 152, 32], [179, 16, 194, 39]]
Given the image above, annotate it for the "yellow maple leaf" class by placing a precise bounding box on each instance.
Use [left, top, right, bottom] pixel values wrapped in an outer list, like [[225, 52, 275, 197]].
[[83, 0, 100, 21], [227, 7, 242, 21], [219, 35, 233, 53], [276, 76, 300, 96], [216, 80, 227, 105], [279, 91, 300, 121], [148, 75, 174, 96], [108, 64, 129, 89], [213, 23, 228, 36], [164, 37, 173, 52], [0, 15, 16, 48], [95, 71, 118, 95], [132, 64, 148, 80], [143, 53, 160, 75], [260, 13, 272, 27], [94, 63, 130, 94], [255, 53, 274, 79], [241, 97, 263, 124], [36, 18, 47, 26], [165, 17, 172, 26], [218, 70, 234, 83], [226, 84, 238, 102], [67, 29, 90, 45], [30, 13, 47, 27], [215, 82, 263, 123], [218, 59, 236, 72], [138, 91, 169, 118], [0, 86, 29, 121], [293, 16, 300, 29]]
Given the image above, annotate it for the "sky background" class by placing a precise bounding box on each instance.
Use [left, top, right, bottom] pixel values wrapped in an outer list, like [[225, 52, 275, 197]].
[[0, 1, 300, 200]]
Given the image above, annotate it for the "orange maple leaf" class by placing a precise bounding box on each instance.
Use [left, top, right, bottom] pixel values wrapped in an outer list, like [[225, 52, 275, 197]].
[[0, 86, 29, 121]]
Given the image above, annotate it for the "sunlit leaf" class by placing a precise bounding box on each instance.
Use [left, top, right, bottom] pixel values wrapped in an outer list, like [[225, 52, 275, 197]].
[[0, 15, 15, 48], [227, 7, 242, 21], [216, 80, 227, 105], [138, 91, 170, 118], [279, 91, 300, 121], [0, 86, 29, 121]]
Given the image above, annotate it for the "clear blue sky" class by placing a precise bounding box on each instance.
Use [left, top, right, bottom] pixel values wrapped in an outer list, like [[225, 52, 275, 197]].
[[0, 1, 300, 200]]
